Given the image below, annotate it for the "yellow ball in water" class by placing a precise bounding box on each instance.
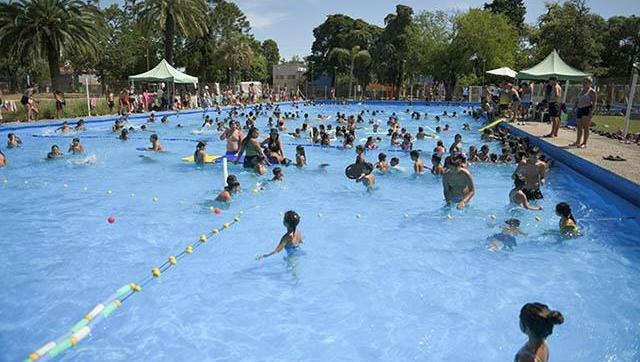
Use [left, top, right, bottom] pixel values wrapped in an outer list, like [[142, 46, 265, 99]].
[[490, 214, 497, 220], [252, 188, 258, 194], [209, 206, 214, 211], [535, 216, 541, 222], [317, 212, 323, 218]]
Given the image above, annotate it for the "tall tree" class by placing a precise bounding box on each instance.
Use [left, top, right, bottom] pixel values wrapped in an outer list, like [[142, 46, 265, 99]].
[[532, 0, 606, 73], [371, 5, 418, 97], [600, 16, 640, 77], [139, 0, 207, 65], [309, 14, 381, 86], [328, 46, 371, 98], [0, 0, 103, 90], [483, 0, 526, 33], [262, 39, 280, 84]]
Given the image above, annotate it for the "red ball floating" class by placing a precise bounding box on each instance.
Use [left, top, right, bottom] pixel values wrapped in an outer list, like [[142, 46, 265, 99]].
[[214, 208, 221, 214], [107, 216, 116, 224]]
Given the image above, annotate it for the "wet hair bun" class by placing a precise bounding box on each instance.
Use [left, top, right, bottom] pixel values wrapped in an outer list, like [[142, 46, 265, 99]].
[[547, 310, 564, 325]]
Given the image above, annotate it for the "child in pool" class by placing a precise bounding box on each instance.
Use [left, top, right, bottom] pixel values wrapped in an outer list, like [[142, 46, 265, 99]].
[[0, 148, 6, 167], [416, 127, 427, 139], [488, 218, 526, 251], [7, 133, 22, 148], [148, 134, 164, 152], [401, 133, 413, 150], [355, 145, 366, 164], [272, 167, 284, 181], [194, 141, 206, 165], [47, 145, 64, 159], [356, 163, 375, 191], [119, 128, 129, 141], [56, 121, 70, 134], [295, 145, 306, 168], [434, 140, 446, 154], [256, 210, 303, 260], [510, 175, 543, 211], [68, 138, 84, 154], [556, 202, 578, 233], [75, 119, 86, 131], [515, 302, 564, 362], [431, 153, 444, 175], [254, 155, 267, 176], [375, 152, 389, 172], [410, 150, 426, 174], [216, 175, 240, 202]]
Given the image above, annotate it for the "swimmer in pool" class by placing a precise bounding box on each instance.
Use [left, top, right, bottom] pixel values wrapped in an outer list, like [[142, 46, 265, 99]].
[[148, 112, 156, 122], [220, 120, 244, 155], [194, 141, 206, 165], [295, 145, 306, 168], [148, 134, 164, 152], [0, 147, 6, 167], [256, 210, 303, 260], [119, 128, 129, 141], [47, 145, 64, 159], [68, 138, 84, 154], [216, 175, 240, 202], [514, 302, 564, 362], [75, 119, 86, 131], [355, 144, 366, 164], [7, 133, 22, 148], [555, 202, 578, 234], [355, 163, 375, 191], [510, 175, 543, 211], [56, 121, 71, 134], [410, 150, 426, 174], [272, 167, 284, 181], [442, 153, 475, 209], [375, 152, 389, 172], [488, 218, 526, 251], [235, 127, 270, 170], [513, 146, 546, 200], [431, 153, 444, 175]]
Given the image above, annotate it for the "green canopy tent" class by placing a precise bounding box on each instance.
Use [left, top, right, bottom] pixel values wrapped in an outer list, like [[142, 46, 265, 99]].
[[129, 59, 199, 107], [129, 59, 198, 84], [517, 50, 590, 102]]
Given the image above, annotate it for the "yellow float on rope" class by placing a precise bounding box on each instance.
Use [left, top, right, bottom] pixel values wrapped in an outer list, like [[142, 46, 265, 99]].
[[234, 216, 240, 222], [223, 223, 230, 229], [152, 268, 161, 278], [169, 256, 177, 265], [212, 228, 219, 234], [199, 234, 208, 243], [185, 245, 193, 254]]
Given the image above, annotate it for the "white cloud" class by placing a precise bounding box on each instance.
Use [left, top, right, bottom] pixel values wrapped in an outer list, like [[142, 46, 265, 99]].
[[245, 11, 287, 30]]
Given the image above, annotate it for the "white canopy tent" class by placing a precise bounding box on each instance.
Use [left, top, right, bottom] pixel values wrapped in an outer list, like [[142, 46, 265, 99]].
[[486, 67, 518, 78]]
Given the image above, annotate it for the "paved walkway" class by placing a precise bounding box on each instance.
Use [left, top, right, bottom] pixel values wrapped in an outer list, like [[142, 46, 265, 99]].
[[512, 122, 640, 184]]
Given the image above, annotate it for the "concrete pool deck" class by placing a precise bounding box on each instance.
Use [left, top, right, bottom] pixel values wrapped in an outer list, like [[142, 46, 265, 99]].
[[512, 122, 640, 185]]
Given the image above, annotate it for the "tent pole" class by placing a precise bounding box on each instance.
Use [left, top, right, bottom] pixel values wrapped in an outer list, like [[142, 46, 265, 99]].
[[562, 80, 569, 104], [85, 78, 91, 117], [623, 70, 638, 136]]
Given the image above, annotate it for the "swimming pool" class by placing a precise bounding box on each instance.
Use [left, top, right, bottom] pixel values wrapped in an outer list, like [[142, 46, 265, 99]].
[[1, 103, 639, 361]]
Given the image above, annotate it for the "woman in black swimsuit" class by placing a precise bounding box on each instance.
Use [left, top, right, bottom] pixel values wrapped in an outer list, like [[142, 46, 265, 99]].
[[261, 128, 286, 164], [235, 127, 270, 169]]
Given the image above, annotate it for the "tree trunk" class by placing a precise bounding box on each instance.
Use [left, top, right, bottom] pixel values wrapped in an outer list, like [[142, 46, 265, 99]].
[[444, 73, 457, 101], [46, 42, 62, 91], [164, 12, 175, 64], [348, 58, 354, 99]]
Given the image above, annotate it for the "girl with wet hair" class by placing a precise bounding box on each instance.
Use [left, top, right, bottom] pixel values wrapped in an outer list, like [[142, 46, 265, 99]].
[[515, 302, 564, 362]]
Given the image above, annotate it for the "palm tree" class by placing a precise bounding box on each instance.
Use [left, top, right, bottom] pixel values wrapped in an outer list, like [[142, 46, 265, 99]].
[[328, 46, 371, 99], [0, 0, 102, 90], [139, 0, 207, 65]]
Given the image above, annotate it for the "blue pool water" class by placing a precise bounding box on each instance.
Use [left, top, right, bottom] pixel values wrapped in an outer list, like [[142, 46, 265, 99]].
[[1, 103, 639, 361]]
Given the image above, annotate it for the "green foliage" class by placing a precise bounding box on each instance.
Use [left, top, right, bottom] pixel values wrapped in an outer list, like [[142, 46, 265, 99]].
[[532, 0, 606, 74], [483, 0, 526, 33], [600, 16, 640, 77], [138, 0, 207, 64], [262, 39, 280, 82], [0, 0, 103, 90], [309, 14, 381, 82]]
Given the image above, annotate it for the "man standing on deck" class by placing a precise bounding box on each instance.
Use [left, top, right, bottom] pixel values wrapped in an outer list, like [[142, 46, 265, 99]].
[[544, 76, 563, 138]]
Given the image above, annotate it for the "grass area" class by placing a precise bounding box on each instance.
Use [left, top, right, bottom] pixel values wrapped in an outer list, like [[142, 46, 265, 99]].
[[590, 115, 640, 134], [0, 94, 114, 123]]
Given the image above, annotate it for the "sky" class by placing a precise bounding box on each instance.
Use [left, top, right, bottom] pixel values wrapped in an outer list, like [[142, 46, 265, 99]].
[[101, 0, 639, 59]]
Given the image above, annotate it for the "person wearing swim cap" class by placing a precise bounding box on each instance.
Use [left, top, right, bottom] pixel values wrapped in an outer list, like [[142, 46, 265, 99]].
[[256, 210, 303, 260], [515, 302, 564, 362], [442, 153, 474, 209]]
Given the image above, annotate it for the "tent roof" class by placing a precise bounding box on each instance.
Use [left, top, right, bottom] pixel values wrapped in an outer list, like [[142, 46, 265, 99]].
[[517, 50, 590, 81], [129, 59, 198, 84], [486, 67, 517, 78]]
